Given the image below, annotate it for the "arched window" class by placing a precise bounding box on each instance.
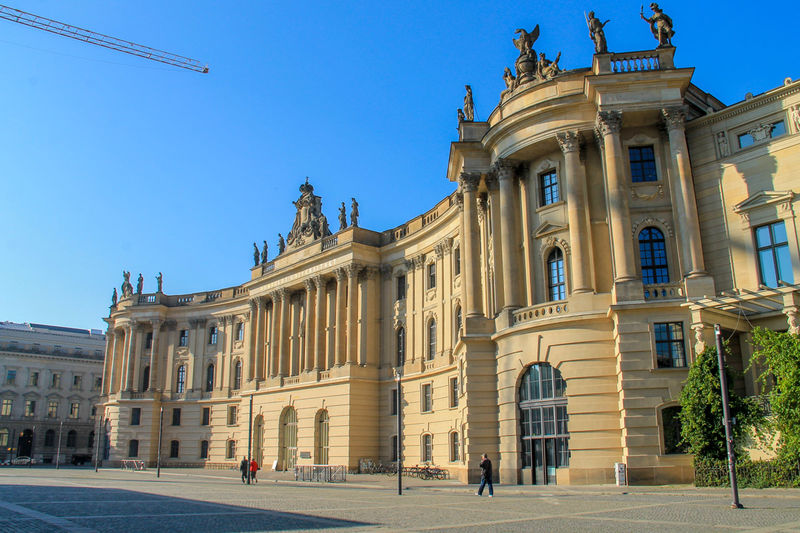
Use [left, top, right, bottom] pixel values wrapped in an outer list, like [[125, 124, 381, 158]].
[[454, 305, 462, 339], [176, 365, 186, 393], [662, 405, 687, 454], [396, 327, 405, 367], [639, 227, 669, 284], [205, 364, 215, 392], [44, 429, 55, 447], [128, 439, 139, 457], [66, 430, 77, 448], [449, 431, 460, 462], [280, 407, 298, 470], [233, 360, 242, 390], [421, 434, 433, 463], [427, 319, 437, 361], [141, 366, 150, 391], [519, 363, 569, 485], [547, 248, 566, 301]]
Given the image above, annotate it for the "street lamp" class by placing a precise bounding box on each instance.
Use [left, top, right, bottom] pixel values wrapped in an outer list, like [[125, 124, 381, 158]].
[[55, 420, 63, 470], [157, 406, 164, 478], [395, 364, 403, 496], [247, 393, 253, 485], [715, 324, 743, 509]]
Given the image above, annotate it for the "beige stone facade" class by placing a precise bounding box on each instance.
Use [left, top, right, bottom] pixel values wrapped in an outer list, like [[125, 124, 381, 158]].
[[99, 43, 800, 485]]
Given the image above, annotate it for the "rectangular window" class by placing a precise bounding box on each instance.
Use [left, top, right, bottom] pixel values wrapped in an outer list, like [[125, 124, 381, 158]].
[[129, 440, 139, 457], [390, 389, 397, 415], [755, 221, 794, 287], [170, 440, 179, 458], [25, 400, 36, 416], [72, 375, 82, 389], [1, 399, 11, 416], [29, 372, 39, 387], [539, 169, 560, 206], [48, 400, 58, 418], [131, 407, 141, 426], [172, 408, 181, 426], [93, 377, 102, 391], [454, 248, 461, 276], [69, 402, 80, 419], [202, 407, 210, 426], [391, 435, 398, 462], [145, 332, 153, 350], [421, 383, 432, 413], [200, 440, 209, 459], [51, 373, 61, 388], [6, 370, 16, 385], [179, 330, 188, 347], [208, 326, 218, 345], [396, 275, 406, 301], [228, 406, 237, 425], [654, 322, 686, 368], [235, 323, 244, 341], [738, 121, 786, 148], [629, 145, 657, 182], [449, 377, 459, 408], [428, 263, 436, 289]]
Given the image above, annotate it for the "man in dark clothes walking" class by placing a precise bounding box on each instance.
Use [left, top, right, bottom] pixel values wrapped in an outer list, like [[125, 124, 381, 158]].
[[240, 456, 249, 484], [476, 453, 493, 497]]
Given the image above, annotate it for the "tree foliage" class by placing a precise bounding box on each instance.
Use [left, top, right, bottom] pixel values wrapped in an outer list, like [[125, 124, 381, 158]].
[[679, 345, 762, 460], [750, 327, 800, 460]]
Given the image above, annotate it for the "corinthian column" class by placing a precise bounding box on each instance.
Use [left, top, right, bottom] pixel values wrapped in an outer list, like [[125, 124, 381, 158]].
[[662, 107, 706, 277], [493, 159, 522, 309], [277, 289, 289, 377], [557, 131, 593, 294], [303, 279, 315, 372], [346, 264, 360, 365], [124, 324, 138, 391], [148, 320, 163, 391], [269, 291, 281, 377], [334, 269, 346, 366], [459, 172, 484, 317], [596, 110, 636, 283], [313, 276, 326, 370]]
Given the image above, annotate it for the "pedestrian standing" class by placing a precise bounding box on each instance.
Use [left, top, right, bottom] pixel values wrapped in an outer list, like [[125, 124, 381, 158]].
[[240, 456, 249, 484], [476, 453, 493, 497], [250, 458, 259, 483]]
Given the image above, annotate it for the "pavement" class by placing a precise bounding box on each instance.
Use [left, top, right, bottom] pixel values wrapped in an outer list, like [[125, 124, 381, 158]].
[[1, 466, 800, 532]]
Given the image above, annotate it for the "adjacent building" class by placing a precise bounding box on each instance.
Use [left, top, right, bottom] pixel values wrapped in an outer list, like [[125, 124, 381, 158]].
[[0, 321, 105, 464], [98, 20, 800, 485]]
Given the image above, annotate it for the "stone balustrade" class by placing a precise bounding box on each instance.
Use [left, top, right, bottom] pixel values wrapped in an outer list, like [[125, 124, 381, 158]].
[[643, 282, 685, 301], [511, 301, 569, 326]]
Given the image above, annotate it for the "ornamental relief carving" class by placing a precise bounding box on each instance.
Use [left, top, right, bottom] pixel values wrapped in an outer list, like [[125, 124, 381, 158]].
[[393, 299, 406, 329], [540, 236, 571, 258], [426, 287, 437, 303], [631, 216, 674, 238], [233, 340, 244, 351], [175, 347, 189, 358], [631, 184, 665, 201]]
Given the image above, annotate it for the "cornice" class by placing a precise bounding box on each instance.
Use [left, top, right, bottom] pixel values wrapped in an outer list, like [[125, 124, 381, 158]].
[[688, 82, 800, 128]]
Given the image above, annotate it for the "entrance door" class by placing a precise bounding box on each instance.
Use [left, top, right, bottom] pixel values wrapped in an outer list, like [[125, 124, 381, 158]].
[[253, 416, 264, 466], [18, 429, 33, 457], [281, 407, 297, 470]]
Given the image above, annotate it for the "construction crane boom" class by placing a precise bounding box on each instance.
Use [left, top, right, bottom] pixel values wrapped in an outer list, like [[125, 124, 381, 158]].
[[0, 4, 208, 73]]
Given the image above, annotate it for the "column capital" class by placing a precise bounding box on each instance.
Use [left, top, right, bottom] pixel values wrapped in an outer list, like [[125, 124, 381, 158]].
[[188, 318, 207, 328], [313, 274, 326, 290], [133, 321, 149, 332], [150, 319, 164, 331], [346, 263, 362, 278], [335, 268, 347, 282], [304, 278, 315, 292], [364, 266, 380, 280], [490, 158, 518, 181], [458, 172, 481, 192], [661, 106, 686, 131], [595, 110, 622, 136], [556, 130, 582, 153], [249, 298, 258, 312]]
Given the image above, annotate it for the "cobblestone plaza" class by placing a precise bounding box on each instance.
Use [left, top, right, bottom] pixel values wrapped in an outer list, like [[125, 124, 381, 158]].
[[1, 467, 800, 532]]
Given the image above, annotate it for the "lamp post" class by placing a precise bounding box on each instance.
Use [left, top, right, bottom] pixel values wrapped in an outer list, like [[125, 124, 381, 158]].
[[247, 393, 253, 485], [156, 406, 164, 478], [714, 324, 743, 509], [94, 416, 103, 472], [396, 365, 403, 496], [55, 420, 63, 469]]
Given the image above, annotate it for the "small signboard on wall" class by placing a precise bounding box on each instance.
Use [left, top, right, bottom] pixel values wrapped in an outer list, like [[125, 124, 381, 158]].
[[299, 451, 311, 459], [272, 459, 278, 471]]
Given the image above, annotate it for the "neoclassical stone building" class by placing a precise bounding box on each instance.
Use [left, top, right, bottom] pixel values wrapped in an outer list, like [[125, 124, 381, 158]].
[[99, 20, 800, 485]]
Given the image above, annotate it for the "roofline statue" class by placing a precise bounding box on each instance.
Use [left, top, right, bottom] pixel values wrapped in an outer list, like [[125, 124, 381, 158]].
[[640, 3, 674, 48], [585, 11, 610, 54]]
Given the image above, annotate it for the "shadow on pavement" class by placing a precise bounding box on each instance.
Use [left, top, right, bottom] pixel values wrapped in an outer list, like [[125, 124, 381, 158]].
[[0, 484, 371, 532]]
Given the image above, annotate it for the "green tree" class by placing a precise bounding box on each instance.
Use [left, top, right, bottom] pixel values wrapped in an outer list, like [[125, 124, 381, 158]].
[[751, 327, 800, 460], [679, 345, 761, 460]]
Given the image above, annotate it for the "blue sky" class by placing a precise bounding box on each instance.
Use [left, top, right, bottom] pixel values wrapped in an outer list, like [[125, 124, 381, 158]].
[[0, 1, 796, 331]]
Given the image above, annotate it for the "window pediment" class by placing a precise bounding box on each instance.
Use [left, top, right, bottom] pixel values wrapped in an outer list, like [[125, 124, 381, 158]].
[[533, 221, 567, 239], [733, 190, 794, 215]]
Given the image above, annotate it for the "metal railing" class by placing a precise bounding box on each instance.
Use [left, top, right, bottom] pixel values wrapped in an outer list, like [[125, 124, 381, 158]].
[[294, 464, 346, 482]]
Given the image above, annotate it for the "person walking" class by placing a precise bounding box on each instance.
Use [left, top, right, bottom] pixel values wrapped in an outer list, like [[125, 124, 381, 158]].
[[249, 458, 259, 483], [240, 456, 249, 484], [476, 453, 493, 497]]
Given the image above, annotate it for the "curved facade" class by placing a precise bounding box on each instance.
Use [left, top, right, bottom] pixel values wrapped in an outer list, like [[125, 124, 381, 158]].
[[99, 39, 800, 485]]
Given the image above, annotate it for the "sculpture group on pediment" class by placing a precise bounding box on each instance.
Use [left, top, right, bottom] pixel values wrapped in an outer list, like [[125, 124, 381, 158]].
[[640, 3, 674, 48], [285, 178, 332, 250], [121, 271, 133, 298], [502, 23, 565, 99]]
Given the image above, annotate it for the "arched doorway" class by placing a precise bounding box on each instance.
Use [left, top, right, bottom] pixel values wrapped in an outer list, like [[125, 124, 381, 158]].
[[252, 415, 264, 467], [519, 363, 569, 485], [279, 407, 297, 470], [315, 410, 329, 465], [18, 429, 34, 457]]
